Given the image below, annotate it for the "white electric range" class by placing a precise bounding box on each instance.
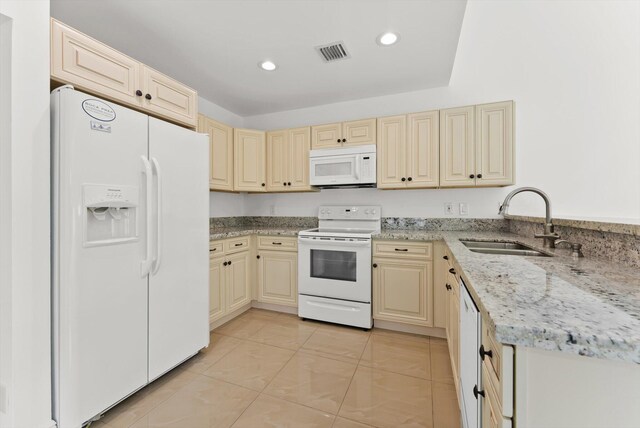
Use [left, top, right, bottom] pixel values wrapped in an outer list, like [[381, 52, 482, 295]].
[[298, 205, 381, 329]]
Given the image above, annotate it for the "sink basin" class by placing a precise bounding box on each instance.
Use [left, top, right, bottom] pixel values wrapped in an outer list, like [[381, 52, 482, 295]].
[[460, 240, 551, 257]]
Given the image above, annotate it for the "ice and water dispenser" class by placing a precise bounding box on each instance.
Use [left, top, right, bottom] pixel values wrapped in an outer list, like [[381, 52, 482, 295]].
[[83, 184, 139, 245]]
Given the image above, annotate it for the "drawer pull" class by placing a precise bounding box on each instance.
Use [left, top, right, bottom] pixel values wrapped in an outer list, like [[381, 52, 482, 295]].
[[449, 268, 456, 274], [479, 344, 493, 361], [209, 248, 217, 252], [234, 243, 243, 247], [473, 385, 485, 399], [394, 248, 408, 252], [272, 242, 282, 245]]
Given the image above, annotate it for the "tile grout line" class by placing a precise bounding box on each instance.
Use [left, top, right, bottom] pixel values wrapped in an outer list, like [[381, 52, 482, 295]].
[[334, 332, 373, 420]]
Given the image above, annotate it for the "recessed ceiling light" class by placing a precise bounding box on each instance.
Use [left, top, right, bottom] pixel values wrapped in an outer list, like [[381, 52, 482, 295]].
[[259, 60, 277, 71], [377, 32, 399, 46]]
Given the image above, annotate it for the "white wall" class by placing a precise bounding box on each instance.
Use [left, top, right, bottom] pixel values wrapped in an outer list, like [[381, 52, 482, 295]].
[[241, 0, 640, 223], [0, 1, 54, 428], [199, 96, 244, 128]]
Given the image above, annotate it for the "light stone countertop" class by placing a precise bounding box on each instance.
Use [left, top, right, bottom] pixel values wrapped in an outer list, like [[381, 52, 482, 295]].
[[210, 226, 640, 364], [375, 230, 640, 365]]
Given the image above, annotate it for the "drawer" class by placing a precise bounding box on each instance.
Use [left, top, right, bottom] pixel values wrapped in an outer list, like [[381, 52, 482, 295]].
[[482, 361, 512, 428], [373, 241, 432, 259], [224, 236, 250, 254], [209, 241, 224, 258], [482, 324, 514, 417], [257, 236, 297, 251]]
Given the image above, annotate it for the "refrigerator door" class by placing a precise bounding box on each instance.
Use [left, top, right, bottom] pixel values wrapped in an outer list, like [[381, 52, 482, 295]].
[[51, 88, 149, 428], [148, 117, 209, 381]]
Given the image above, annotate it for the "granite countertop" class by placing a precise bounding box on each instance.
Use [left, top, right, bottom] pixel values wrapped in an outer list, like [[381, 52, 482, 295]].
[[210, 227, 303, 241], [375, 230, 640, 364]]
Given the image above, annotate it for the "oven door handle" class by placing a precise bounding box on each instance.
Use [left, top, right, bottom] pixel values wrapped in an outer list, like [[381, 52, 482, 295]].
[[298, 237, 371, 248]]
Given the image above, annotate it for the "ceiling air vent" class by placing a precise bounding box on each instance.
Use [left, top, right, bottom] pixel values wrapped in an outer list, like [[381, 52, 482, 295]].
[[315, 41, 351, 63]]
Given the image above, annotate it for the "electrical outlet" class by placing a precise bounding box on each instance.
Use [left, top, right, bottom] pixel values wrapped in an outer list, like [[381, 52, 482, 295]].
[[459, 203, 468, 216], [444, 202, 454, 215]]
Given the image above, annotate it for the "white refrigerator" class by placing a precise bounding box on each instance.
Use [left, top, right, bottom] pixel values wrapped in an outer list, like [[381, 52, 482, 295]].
[[51, 86, 209, 428]]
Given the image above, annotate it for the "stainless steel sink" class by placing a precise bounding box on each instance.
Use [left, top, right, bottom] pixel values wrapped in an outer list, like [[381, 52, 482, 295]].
[[460, 240, 552, 257]]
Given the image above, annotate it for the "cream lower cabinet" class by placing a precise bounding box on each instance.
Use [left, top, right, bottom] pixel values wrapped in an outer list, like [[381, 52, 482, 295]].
[[234, 129, 266, 192], [440, 101, 514, 187], [266, 127, 312, 192], [447, 273, 460, 387], [377, 111, 439, 189], [198, 115, 234, 191], [256, 236, 298, 307], [372, 240, 433, 326], [209, 238, 252, 325]]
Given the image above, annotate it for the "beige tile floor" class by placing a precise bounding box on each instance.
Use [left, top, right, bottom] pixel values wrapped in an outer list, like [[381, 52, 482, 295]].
[[92, 309, 460, 428]]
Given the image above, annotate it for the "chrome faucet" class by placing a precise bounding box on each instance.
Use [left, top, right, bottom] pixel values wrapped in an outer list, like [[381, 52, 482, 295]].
[[498, 187, 560, 248]]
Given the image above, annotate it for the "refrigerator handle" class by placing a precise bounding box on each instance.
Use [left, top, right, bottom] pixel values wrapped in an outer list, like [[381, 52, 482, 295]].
[[151, 157, 162, 275], [140, 156, 153, 277]]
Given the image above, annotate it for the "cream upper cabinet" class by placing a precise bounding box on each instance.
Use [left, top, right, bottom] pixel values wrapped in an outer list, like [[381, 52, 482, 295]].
[[342, 118, 376, 146], [377, 111, 439, 189], [377, 115, 406, 189], [373, 258, 433, 326], [288, 127, 311, 191], [407, 111, 439, 188], [266, 130, 289, 191], [141, 66, 197, 127], [234, 129, 266, 192], [257, 251, 298, 307], [209, 255, 226, 323], [440, 106, 476, 187], [51, 18, 141, 107], [226, 251, 251, 312], [50, 19, 198, 128], [440, 102, 514, 188], [475, 101, 514, 186], [311, 119, 375, 149], [266, 127, 311, 192], [198, 115, 233, 191]]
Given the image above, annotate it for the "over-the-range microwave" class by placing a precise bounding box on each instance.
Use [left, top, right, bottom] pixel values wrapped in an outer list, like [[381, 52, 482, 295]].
[[309, 144, 376, 188]]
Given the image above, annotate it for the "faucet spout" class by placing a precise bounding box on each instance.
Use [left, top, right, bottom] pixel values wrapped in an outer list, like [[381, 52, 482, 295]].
[[499, 187, 558, 248]]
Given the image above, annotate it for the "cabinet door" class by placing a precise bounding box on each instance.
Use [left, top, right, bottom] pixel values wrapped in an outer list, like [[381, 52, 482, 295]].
[[440, 106, 475, 187], [257, 251, 298, 306], [476, 101, 514, 187], [343, 118, 376, 146], [377, 115, 407, 189], [449, 287, 460, 384], [266, 130, 289, 191], [373, 258, 433, 326], [209, 256, 226, 323], [51, 19, 141, 107], [141, 65, 198, 127], [407, 111, 439, 188], [226, 251, 251, 312], [288, 127, 311, 191], [311, 123, 342, 149], [234, 129, 266, 192], [199, 115, 233, 191]]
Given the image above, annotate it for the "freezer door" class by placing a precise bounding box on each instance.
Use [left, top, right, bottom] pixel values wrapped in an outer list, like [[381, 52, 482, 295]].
[[148, 117, 209, 380], [51, 88, 149, 428]]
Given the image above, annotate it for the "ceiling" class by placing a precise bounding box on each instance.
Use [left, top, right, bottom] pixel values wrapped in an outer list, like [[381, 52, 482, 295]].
[[51, 0, 467, 116]]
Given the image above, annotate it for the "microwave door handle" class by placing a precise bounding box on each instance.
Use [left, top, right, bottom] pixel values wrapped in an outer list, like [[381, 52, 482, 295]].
[[354, 155, 360, 180]]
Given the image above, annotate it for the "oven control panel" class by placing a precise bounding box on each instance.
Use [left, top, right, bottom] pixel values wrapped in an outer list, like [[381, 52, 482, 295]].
[[318, 205, 381, 220]]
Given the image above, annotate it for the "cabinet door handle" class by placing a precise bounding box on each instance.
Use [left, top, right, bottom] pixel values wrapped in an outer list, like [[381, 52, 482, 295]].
[[443, 255, 449, 260], [261, 183, 266, 187], [227, 260, 232, 265], [223, 261, 228, 266], [449, 268, 456, 274], [336, 139, 340, 143], [287, 182, 291, 186], [473, 385, 485, 399], [341, 138, 346, 143], [401, 177, 406, 182], [145, 93, 152, 100], [210, 248, 217, 252], [394, 248, 408, 252], [479, 345, 493, 360], [469, 174, 475, 179], [135, 90, 143, 96], [477, 173, 483, 179], [256, 255, 260, 259], [407, 177, 413, 181], [372, 263, 378, 268], [446, 283, 451, 291]]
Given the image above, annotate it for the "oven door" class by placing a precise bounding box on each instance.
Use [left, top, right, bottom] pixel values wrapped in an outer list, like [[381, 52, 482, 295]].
[[309, 153, 361, 186], [298, 236, 371, 302]]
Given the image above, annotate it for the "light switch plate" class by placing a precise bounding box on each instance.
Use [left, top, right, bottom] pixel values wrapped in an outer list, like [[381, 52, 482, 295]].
[[459, 203, 468, 216]]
